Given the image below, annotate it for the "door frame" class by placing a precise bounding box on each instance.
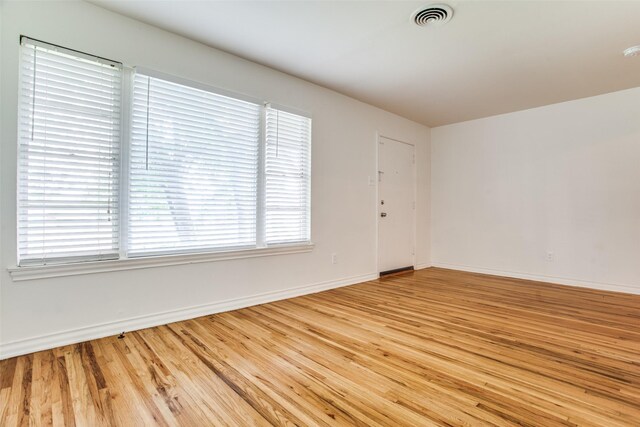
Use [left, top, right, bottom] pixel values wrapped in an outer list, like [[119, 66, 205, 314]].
[[375, 132, 417, 276]]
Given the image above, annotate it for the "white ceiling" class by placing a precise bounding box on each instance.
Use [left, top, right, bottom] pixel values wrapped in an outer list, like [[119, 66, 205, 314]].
[[91, 0, 640, 127]]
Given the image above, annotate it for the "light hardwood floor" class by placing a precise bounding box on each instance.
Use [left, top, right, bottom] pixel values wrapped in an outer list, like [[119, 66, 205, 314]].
[[1, 267, 639, 426]]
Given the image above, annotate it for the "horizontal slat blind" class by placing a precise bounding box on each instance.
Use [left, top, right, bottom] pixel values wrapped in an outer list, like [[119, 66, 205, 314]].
[[264, 108, 311, 244], [128, 73, 261, 256], [17, 40, 121, 266]]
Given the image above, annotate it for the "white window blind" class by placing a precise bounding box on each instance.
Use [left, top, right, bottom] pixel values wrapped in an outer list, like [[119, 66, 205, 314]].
[[264, 107, 311, 244], [128, 73, 261, 256], [17, 39, 122, 266]]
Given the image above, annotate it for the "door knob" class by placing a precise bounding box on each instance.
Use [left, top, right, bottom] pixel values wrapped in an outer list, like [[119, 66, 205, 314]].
[[380, 212, 387, 217]]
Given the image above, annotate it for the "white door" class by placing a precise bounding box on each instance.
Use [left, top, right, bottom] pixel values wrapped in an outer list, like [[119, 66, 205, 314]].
[[378, 136, 415, 273]]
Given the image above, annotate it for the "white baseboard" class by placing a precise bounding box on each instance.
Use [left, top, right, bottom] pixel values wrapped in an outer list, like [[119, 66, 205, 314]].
[[432, 262, 640, 295], [415, 263, 431, 270], [0, 272, 378, 360]]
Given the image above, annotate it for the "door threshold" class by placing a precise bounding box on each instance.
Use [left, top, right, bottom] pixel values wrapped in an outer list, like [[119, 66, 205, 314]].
[[379, 266, 414, 277]]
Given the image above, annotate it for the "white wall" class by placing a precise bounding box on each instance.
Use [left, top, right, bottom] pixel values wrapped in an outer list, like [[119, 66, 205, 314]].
[[0, 1, 431, 358], [432, 87, 640, 294]]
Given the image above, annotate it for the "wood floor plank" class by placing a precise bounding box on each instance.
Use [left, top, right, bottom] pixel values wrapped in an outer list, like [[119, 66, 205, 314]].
[[1, 267, 638, 426]]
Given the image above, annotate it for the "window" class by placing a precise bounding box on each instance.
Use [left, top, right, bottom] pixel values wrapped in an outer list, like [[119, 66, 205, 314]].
[[265, 107, 311, 244], [17, 38, 122, 266], [17, 39, 312, 267], [129, 74, 261, 256]]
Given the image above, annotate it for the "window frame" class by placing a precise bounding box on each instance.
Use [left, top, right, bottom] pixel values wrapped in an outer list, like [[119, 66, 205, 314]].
[[11, 41, 314, 279]]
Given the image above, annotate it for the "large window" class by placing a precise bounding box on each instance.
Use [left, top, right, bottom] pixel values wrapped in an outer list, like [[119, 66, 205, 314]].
[[17, 39, 312, 266], [128, 74, 261, 256]]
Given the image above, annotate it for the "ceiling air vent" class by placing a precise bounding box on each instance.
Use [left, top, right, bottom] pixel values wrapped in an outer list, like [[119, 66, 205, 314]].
[[412, 4, 453, 26]]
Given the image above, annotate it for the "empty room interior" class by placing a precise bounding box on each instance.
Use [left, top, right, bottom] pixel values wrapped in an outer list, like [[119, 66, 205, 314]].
[[1, 0, 640, 425]]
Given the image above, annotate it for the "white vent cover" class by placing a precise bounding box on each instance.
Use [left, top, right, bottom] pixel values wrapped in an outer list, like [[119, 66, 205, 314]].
[[623, 45, 640, 57], [412, 4, 453, 26]]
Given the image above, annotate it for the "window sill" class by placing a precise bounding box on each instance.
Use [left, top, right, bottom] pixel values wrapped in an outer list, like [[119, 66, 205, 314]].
[[7, 243, 315, 282]]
